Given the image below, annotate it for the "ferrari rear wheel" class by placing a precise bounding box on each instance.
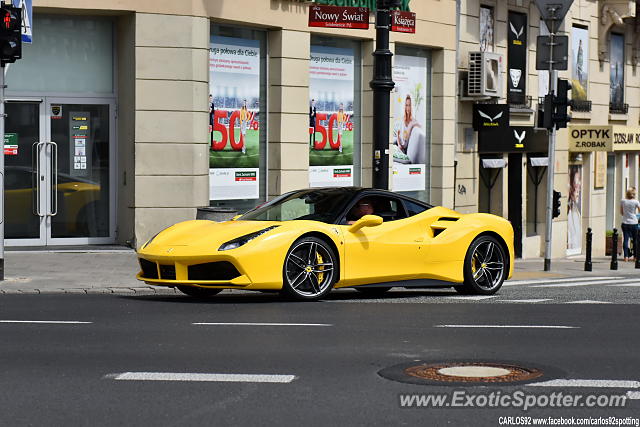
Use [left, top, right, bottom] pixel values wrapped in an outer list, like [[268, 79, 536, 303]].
[[176, 285, 222, 298], [459, 235, 507, 295], [282, 237, 337, 301]]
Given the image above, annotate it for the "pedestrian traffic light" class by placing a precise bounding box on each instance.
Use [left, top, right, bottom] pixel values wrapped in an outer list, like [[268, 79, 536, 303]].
[[542, 94, 554, 130], [552, 190, 561, 218], [553, 78, 572, 129], [0, 3, 21, 66]]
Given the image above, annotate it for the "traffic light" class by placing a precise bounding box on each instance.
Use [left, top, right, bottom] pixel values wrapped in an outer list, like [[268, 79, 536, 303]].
[[552, 190, 561, 218], [378, 0, 402, 9], [553, 78, 572, 129], [0, 3, 21, 66], [542, 94, 554, 130]]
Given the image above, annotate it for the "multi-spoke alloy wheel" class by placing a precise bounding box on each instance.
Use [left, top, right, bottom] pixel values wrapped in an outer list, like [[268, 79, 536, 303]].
[[457, 236, 507, 295], [282, 237, 337, 300]]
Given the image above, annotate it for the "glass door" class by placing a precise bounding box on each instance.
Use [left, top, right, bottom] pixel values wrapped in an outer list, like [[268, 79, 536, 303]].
[[4, 100, 46, 245], [5, 98, 115, 246], [45, 98, 115, 244]]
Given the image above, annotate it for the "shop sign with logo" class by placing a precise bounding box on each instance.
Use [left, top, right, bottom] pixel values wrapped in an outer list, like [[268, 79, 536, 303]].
[[568, 125, 612, 152], [478, 126, 546, 153], [507, 11, 527, 105], [472, 104, 509, 131], [308, 5, 369, 29], [390, 10, 416, 33]]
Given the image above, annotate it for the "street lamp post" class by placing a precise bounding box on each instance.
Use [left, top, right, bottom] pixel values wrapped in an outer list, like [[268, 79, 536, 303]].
[[370, 0, 399, 190]]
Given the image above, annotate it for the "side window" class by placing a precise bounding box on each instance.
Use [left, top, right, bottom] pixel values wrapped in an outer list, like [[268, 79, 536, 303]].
[[344, 195, 408, 224], [403, 199, 428, 217]]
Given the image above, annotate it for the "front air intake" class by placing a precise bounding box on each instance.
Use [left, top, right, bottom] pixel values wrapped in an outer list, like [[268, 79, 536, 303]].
[[188, 262, 241, 281]]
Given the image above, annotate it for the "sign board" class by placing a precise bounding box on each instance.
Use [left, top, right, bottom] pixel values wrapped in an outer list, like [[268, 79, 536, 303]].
[[594, 151, 606, 188], [308, 5, 369, 29], [612, 126, 640, 151], [479, 126, 547, 153], [3, 133, 18, 155], [536, 35, 569, 70], [301, 0, 411, 12], [472, 104, 509, 131], [390, 10, 416, 33], [69, 112, 91, 177], [534, 0, 574, 33], [12, 0, 32, 43], [568, 126, 612, 152]]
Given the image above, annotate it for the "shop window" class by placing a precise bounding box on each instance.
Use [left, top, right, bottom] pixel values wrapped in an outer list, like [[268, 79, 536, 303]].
[[209, 25, 267, 213], [6, 15, 113, 94], [392, 45, 432, 203], [309, 36, 362, 188]]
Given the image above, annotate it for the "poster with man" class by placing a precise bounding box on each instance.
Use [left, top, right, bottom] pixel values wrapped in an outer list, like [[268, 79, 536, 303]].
[[309, 45, 355, 187], [571, 26, 589, 101], [567, 163, 583, 255], [392, 54, 427, 192], [208, 36, 261, 200]]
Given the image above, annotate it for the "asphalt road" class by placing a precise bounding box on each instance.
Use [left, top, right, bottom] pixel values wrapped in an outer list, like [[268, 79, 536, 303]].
[[0, 290, 639, 426]]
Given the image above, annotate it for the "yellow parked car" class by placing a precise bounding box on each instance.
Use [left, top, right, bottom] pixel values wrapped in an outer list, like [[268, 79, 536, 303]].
[[137, 187, 514, 301]]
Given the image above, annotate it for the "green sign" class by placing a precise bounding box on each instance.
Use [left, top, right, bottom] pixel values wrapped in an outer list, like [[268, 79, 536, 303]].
[[4, 133, 17, 144], [310, 0, 411, 12]]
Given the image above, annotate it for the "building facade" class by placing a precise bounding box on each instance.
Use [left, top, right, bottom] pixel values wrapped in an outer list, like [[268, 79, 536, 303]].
[[4, 0, 638, 260]]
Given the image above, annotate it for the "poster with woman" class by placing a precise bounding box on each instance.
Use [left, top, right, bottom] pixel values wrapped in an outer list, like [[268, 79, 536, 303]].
[[309, 45, 355, 187], [392, 54, 427, 192], [609, 33, 625, 108], [208, 36, 261, 200], [567, 163, 583, 255], [571, 26, 589, 101]]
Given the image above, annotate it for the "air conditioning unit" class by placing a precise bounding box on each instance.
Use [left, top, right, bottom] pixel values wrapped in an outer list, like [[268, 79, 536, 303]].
[[467, 51, 503, 98]]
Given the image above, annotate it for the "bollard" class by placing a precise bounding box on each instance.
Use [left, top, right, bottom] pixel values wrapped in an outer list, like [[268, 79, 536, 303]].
[[584, 228, 592, 271], [635, 228, 640, 269], [610, 228, 618, 270]]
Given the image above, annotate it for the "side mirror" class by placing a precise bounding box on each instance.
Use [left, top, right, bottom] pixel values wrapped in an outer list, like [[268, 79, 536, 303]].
[[348, 215, 383, 233], [232, 215, 242, 221]]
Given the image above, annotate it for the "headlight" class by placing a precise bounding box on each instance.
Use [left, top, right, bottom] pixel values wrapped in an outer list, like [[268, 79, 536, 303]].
[[218, 226, 279, 251]]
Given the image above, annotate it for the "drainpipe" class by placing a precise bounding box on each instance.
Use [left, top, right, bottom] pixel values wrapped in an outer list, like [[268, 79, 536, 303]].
[[453, 0, 461, 209]]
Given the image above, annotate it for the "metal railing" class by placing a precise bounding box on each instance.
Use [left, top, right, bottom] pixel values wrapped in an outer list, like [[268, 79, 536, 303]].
[[609, 102, 629, 115], [571, 100, 592, 112]]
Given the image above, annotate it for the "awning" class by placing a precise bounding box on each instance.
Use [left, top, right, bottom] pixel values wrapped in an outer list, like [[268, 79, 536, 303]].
[[529, 157, 549, 167], [481, 159, 507, 168]]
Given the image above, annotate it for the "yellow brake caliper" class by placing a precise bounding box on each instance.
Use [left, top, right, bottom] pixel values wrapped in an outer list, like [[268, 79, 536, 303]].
[[316, 252, 325, 285]]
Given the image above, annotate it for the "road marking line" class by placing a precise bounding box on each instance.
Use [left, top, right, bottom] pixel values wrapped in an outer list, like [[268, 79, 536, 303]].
[[498, 299, 552, 303], [505, 276, 621, 286], [528, 379, 640, 388], [566, 300, 613, 304], [445, 296, 497, 301], [193, 322, 332, 327], [530, 278, 640, 288], [0, 320, 92, 324], [435, 325, 578, 329], [108, 372, 297, 383], [610, 283, 640, 287]]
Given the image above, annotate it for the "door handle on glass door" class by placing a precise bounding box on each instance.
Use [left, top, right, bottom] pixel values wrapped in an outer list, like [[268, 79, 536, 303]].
[[49, 141, 58, 217]]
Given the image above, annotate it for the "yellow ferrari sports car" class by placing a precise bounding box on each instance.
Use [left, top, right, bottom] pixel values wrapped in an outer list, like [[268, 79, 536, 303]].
[[137, 187, 514, 301]]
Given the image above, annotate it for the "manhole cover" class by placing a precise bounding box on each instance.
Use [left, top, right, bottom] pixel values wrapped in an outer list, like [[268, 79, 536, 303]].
[[379, 360, 556, 386], [405, 362, 542, 383]]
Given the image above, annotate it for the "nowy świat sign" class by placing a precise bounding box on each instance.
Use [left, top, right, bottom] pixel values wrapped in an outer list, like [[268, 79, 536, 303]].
[[309, 5, 369, 29]]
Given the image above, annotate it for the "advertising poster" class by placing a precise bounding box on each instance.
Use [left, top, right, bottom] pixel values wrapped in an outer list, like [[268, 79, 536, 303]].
[[309, 45, 355, 187], [567, 163, 583, 255], [69, 112, 91, 178], [571, 26, 589, 101], [392, 55, 427, 192], [479, 6, 494, 53], [610, 33, 624, 108], [209, 36, 260, 200], [507, 12, 527, 105], [538, 22, 550, 98]]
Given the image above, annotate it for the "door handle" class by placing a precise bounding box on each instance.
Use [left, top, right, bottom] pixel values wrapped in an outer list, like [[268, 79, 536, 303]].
[[49, 141, 58, 217], [32, 141, 46, 217]]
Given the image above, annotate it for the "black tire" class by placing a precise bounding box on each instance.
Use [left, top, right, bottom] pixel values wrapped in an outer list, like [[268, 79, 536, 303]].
[[281, 236, 337, 301], [176, 285, 222, 298], [459, 235, 507, 295], [354, 287, 391, 296]]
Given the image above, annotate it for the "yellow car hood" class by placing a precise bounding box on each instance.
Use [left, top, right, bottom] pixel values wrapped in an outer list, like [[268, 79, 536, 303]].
[[145, 219, 282, 248]]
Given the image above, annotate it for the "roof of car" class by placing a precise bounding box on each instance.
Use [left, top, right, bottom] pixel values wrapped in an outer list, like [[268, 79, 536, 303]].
[[290, 187, 431, 207]]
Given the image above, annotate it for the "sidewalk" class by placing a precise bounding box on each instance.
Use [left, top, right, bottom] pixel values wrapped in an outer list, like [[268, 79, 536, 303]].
[[0, 248, 637, 294]]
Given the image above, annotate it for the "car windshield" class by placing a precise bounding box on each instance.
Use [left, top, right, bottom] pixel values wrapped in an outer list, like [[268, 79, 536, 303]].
[[239, 189, 355, 223]]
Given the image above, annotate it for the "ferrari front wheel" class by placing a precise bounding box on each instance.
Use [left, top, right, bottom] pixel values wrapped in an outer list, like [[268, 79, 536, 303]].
[[459, 235, 507, 295], [281, 237, 337, 301], [176, 285, 222, 298]]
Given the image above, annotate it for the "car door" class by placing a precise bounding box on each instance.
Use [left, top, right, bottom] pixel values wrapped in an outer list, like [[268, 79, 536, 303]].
[[340, 195, 430, 284]]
